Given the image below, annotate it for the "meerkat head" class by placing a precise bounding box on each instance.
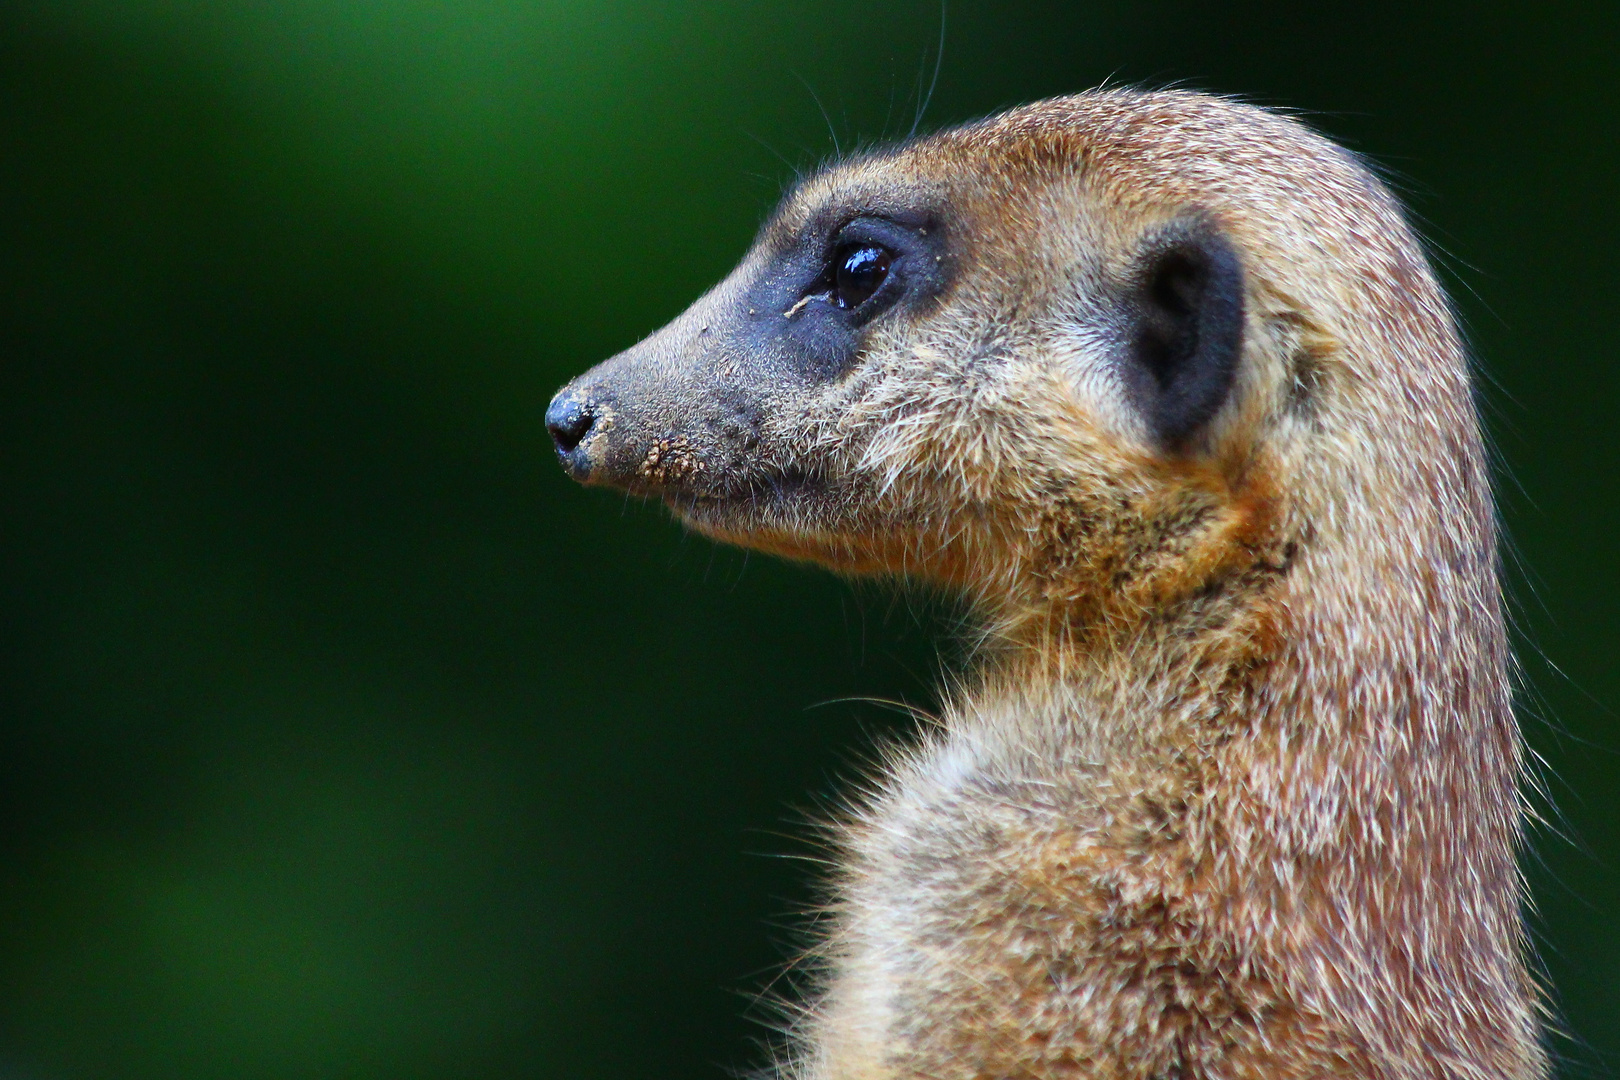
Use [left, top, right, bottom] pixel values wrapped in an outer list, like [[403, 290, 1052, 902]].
[[549, 92, 1465, 641]]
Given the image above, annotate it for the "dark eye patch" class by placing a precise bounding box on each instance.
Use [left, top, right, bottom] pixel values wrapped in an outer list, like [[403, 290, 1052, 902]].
[[792, 215, 934, 328], [733, 208, 948, 382]]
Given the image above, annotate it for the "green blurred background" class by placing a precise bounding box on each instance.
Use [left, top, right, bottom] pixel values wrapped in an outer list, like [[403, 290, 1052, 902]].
[[1, 1, 1615, 1076]]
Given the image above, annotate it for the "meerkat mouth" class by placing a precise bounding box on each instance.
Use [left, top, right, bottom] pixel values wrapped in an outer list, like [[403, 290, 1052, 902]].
[[663, 462, 831, 525]]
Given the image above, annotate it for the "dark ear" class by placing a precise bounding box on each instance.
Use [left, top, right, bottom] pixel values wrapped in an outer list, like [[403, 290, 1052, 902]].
[[1122, 220, 1246, 447]]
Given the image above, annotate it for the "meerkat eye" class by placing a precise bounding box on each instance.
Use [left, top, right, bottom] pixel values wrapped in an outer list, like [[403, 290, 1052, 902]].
[[831, 243, 894, 309]]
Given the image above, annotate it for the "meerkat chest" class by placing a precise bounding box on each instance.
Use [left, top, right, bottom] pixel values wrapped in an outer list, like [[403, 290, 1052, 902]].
[[811, 718, 1349, 1079]]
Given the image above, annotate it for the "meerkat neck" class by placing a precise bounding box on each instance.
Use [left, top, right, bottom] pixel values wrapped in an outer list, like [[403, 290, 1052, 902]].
[[948, 476, 1537, 1060]]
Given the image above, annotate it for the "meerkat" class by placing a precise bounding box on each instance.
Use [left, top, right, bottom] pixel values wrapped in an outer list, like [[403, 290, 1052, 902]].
[[546, 90, 1548, 1079]]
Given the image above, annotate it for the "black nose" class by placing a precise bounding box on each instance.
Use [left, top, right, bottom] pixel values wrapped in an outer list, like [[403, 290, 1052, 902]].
[[546, 390, 595, 455]]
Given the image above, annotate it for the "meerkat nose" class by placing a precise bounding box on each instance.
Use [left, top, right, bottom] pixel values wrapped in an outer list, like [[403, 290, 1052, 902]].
[[546, 388, 596, 461]]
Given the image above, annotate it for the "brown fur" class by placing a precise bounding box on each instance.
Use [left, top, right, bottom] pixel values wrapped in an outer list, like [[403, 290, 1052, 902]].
[[551, 90, 1547, 1079]]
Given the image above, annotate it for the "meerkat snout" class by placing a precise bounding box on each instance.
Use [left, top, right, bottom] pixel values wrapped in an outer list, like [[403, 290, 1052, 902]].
[[546, 201, 953, 528]]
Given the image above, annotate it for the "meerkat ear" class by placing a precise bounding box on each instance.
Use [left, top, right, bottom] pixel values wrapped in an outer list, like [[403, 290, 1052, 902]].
[[1122, 220, 1246, 448]]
